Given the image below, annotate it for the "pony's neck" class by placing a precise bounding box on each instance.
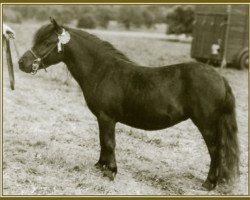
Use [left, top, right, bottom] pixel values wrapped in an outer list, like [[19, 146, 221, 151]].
[[63, 31, 95, 86], [62, 28, 131, 86]]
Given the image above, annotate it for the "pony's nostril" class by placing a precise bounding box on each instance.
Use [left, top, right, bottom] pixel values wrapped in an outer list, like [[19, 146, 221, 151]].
[[18, 59, 23, 64], [18, 59, 25, 69]]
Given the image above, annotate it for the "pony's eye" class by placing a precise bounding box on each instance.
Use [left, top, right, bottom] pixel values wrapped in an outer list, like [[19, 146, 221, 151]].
[[45, 40, 51, 47]]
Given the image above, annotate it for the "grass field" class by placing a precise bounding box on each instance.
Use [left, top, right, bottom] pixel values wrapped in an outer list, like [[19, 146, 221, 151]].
[[2, 23, 248, 195]]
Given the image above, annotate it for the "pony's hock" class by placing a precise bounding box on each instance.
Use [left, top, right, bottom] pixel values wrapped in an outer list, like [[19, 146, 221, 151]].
[[19, 18, 240, 191]]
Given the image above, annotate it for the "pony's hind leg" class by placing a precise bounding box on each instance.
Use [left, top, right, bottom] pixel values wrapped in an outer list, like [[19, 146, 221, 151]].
[[200, 128, 220, 190], [192, 119, 220, 190], [95, 113, 117, 180]]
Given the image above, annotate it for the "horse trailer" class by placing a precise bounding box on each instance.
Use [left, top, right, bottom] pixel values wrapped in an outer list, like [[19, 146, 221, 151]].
[[191, 5, 249, 69]]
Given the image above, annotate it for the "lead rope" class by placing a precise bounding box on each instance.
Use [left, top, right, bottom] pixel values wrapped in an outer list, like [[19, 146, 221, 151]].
[[12, 39, 21, 60], [7, 35, 21, 64]]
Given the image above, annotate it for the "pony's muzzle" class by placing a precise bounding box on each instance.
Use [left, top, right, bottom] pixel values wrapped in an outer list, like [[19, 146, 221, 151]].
[[18, 51, 35, 73], [18, 57, 29, 72]]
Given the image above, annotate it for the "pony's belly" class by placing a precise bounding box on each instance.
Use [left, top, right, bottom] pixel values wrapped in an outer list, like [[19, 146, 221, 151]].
[[119, 112, 187, 131]]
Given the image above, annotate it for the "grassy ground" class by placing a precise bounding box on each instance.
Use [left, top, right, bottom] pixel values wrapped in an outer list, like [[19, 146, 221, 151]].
[[2, 23, 248, 195]]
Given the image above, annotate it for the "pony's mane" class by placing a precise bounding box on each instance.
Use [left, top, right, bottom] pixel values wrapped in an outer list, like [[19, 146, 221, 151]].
[[69, 28, 132, 62], [33, 24, 132, 63]]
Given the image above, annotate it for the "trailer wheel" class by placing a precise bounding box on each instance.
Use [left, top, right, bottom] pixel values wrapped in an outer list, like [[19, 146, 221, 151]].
[[237, 49, 249, 69], [239, 51, 249, 69]]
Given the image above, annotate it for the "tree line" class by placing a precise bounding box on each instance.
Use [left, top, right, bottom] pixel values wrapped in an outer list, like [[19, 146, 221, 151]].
[[3, 5, 195, 35]]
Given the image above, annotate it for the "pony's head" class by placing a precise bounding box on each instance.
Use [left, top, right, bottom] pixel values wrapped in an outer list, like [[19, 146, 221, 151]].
[[19, 18, 70, 74]]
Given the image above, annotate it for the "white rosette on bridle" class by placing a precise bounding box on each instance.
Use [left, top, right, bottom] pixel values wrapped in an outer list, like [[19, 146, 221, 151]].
[[58, 29, 71, 52]]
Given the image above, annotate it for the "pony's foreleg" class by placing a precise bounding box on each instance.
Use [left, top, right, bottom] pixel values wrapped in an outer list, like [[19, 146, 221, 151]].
[[95, 113, 117, 180]]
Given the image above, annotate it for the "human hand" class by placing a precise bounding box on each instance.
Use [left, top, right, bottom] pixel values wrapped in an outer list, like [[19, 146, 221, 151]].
[[3, 24, 15, 39]]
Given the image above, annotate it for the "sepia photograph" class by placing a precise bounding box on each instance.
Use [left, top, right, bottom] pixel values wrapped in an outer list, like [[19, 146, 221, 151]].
[[1, 3, 249, 196]]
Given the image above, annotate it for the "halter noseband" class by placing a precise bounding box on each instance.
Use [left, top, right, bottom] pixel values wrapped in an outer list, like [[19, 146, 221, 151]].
[[29, 28, 70, 75], [29, 45, 57, 75]]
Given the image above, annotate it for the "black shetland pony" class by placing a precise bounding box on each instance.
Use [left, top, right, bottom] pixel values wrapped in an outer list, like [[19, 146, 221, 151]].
[[19, 18, 239, 191]]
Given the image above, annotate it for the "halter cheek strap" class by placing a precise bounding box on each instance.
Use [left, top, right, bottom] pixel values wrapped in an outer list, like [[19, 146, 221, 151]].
[[29, 45, 57, 74], [29, 49, 42, 74]]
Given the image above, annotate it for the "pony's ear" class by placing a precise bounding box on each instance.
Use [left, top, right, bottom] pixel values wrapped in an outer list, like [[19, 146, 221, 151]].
[[50, 17, 62, 33]]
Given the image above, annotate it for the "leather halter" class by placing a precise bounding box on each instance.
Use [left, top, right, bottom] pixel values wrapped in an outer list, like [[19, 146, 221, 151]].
[[29, 44, 58, 75], [28, 28, 70, 75]]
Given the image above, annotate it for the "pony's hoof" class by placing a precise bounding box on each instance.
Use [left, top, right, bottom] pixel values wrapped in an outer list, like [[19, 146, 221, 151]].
[[95, 161, 104, 170], [202, 181, 216, 191], [95, 161, 109, 171], [95, 161, 117, 180], [103, 168, 116, 181]]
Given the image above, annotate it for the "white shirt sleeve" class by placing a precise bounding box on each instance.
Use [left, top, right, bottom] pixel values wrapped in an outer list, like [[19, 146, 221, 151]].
[[3, 23, 15, 38]]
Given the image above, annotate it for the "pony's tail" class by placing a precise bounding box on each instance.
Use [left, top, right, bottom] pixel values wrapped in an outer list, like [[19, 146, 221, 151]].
[[218, 78, 240, 183]]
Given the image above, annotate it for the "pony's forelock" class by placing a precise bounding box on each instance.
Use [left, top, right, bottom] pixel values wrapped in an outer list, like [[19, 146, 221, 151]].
[[33, 24, 55, 46]]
